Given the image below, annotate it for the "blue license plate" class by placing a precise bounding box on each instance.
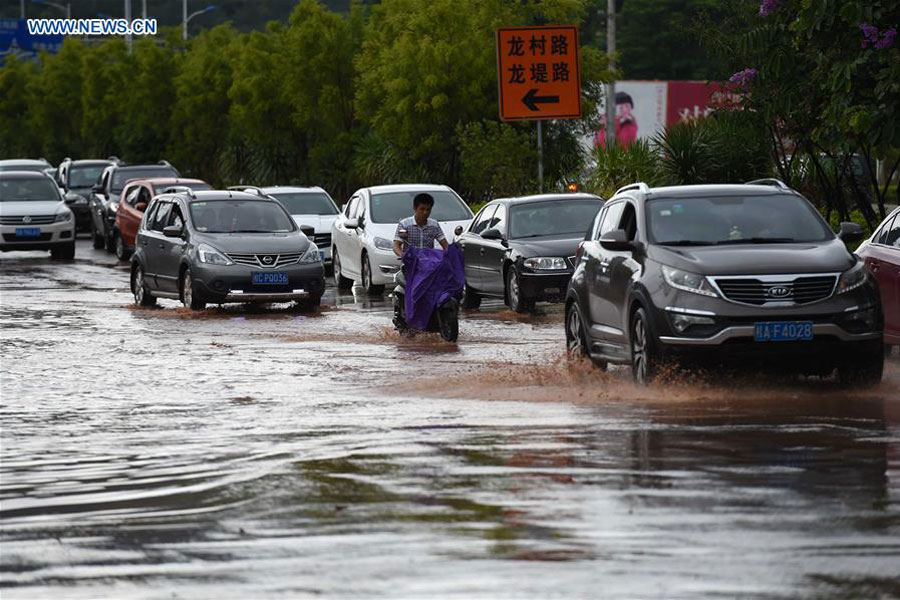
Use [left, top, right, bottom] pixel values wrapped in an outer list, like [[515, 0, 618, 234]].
[[319, 250, 326, 261], [252, 272, 288, 285], [753, 320, 813, 342], [15, 227, 41, 237]]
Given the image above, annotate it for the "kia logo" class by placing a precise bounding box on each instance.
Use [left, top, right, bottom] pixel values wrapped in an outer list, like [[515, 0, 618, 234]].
[[22, 216, 31, 223], [766, 285, 791, 298]]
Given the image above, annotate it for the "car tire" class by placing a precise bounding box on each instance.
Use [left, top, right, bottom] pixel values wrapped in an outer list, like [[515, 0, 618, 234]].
[[114, 232, 130, 261], [361, 253, 384, 296], [104, 228, 116, 254], [506, 267, 534, 313], [132, 264, 157, 307], [462, 284, 482, 309], [837, 341, 884, 387], [566, 302, 607, 370], [50, 242, 75, 260], [630, 307, 659, 384], [296, 295, 322, 312], [181, 268, 206, 310], [91, 220, 105, 249], [333, 248, 353, 290]]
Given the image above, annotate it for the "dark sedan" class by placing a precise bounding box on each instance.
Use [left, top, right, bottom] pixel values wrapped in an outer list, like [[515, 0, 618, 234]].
[[565, 180, 883, 385], [130, 190, 325, 310], [458, 194, 604, 312]]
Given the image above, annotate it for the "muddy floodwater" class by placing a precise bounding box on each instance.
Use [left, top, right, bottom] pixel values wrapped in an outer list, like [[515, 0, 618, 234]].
[[2, 239, 899, 599]]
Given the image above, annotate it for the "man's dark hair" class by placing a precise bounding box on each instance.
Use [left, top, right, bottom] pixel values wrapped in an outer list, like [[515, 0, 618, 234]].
[[413, 192, 434, 208], [615, 91, 634, 107]]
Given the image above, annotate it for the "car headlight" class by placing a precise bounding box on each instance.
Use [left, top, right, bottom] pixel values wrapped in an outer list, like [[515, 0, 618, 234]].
[[524, 256, 567, 270], [373, 236, 394, 251], [108, 202, 119, 214], [836, 261, 868, 295], [661, 265, 718, 298], [300, 243, 321, 263], [54, 211, 73, 223], [197, 243, 233, 265]]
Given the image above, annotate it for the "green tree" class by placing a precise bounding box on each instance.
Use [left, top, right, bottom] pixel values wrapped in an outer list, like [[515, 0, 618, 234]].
[[80, 39, 132, 159], [0, 57, 39, 158]]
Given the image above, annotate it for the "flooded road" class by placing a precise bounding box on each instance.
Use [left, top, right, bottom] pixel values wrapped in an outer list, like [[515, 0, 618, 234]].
[[2, 239, 899, 599]]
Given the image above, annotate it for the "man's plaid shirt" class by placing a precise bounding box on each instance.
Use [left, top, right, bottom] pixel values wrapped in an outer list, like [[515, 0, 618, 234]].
[[394, 216, 445, 250]]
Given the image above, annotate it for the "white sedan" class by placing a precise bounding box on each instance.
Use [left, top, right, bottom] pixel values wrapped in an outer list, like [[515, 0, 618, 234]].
[[261, 186, 340, 267]]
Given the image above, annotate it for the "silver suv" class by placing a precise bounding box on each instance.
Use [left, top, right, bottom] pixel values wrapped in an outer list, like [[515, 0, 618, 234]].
[[0, 171, 76, 259]]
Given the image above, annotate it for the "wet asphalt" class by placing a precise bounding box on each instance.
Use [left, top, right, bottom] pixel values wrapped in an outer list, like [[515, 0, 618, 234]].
[[1, 238, 899, 599]]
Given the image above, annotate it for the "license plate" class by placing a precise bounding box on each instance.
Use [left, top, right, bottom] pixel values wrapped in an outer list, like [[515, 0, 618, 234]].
[[753, 320, 813, 342], [544, 287, 561, 295], [15, 227, 41, 237], [319, 251, 326, 261], [252, 272, 288, 285]]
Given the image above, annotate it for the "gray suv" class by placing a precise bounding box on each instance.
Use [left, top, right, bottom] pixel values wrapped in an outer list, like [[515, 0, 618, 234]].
[[565, 180, 883, 385], [130, 190, 325, 310]]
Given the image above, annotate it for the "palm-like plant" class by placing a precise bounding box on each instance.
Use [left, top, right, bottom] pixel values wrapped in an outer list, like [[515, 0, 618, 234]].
[[585, 139, 662, 198], [654, 121, 716, 185]]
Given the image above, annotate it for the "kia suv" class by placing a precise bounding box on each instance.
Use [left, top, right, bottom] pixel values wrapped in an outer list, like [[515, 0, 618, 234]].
[[130, 189, 325, 310], [565, 180, 883, 385], [0, 171, 76, 259]]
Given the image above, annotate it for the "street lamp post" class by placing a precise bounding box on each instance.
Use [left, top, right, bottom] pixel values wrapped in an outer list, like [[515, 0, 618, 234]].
[[183, 1, 217, 41], [605, 0, 616, 149], [30, 0, 71, 18]]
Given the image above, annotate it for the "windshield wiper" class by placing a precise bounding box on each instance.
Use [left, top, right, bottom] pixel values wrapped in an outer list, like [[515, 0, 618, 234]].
[[657, 240, 717, 246], [715, 237, 796, 245]]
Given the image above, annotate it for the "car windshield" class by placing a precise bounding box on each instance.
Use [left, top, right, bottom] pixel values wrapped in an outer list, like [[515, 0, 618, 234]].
[[113, 168, 177, 192], [647, 194, 833, 245], [509, 199, 603, 239], [0, 177, 60, 202], [370, 191, 471, 223], [189, 200, 296, 233], [0, 164, 47, 173], [271, 192, 338, 216], [69, 165, 106, 187]]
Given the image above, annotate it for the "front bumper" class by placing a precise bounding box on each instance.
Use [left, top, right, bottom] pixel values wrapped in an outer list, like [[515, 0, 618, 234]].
[[191, 261, 326, 303], [519, 270, 573, 302], [369, 248, 402, 285], [0, 221, 75, 251]]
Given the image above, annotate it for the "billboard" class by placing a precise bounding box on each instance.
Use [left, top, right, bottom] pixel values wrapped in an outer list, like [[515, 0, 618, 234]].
[[0, 18, 63, 65]]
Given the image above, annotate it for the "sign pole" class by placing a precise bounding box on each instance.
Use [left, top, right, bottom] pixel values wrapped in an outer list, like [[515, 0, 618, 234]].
[[537, 121, 543, 193]]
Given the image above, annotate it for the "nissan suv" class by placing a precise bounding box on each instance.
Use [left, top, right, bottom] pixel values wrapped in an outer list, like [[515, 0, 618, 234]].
[[565, 180, 883, 385], [130, 189, 325, 310]]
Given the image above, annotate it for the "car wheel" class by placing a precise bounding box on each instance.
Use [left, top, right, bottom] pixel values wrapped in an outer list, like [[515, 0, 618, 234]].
[[296, 295, 322, 312], [132, 264, 157, 307], [91, 219, 105, 249], [506, 267, 534, 313], [105, 228, 116, 254], [566, 302, 607, 370], [362, 254, 384, 296], [837, 341, 884, 387], [114, 232, 130, 261], [181, 268, 205, 310], [630, 307, 659, 384], [333, 248, 353, 290], [462, 283, 482, 309]]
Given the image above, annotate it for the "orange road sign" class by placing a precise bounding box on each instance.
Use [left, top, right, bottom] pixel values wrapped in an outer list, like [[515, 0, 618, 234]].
[[496, 25, 581, 121]]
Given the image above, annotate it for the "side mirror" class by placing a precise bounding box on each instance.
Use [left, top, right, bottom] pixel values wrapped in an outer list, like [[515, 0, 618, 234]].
[[599, 229, 634, 251], [64, 194, 77, 204], [454, 226, 464, 236], [135, 202, 147, 212], [481, 228, 503, 240], [299, 224, 315, 237], [92, 184, 103, 193], [162, 225, 184, 238], [344, 218, 359, 230], [837, 221, 863, 243]]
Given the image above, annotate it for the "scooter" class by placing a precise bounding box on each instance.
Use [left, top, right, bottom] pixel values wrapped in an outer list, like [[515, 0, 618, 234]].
[[392, 227, 464, 342]]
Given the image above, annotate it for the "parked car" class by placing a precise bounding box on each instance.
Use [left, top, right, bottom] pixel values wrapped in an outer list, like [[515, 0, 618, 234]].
[[114, 177, 210, 260], [565, 179, 883, 385], [331, 184, 474, 295], [57, 158, 118, 233], [0, 170, 75, 259], [261, 186, 339, 268], [855, 206, 900, 350], [458, 193, 604, 312], [0, 158, 52, 173], [90, 161, 178, 250], [130, 189, 325, 310]]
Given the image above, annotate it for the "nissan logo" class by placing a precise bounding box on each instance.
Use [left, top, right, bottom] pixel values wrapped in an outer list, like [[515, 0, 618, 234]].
[[766, 285, 791, 298], [260, 255, 275, 265], [22, 216, 31, 223]]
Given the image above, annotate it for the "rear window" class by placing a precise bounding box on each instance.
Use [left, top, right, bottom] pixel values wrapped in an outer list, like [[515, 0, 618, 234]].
[[270, 192, 338, 216], [509, 199, 603, 239], [189, 200, 296, 233], [0, 177, 60, 202], [370, 191, 471, 224]]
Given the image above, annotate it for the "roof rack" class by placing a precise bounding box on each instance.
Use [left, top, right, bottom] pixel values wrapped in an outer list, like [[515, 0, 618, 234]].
[[158, 159, 173, 167], [613, 182, 650, 196], [163, 185, 196, 198], [227, 185, 271, 198], [745, 178, 790, 190], [107, 155, 120, 163]]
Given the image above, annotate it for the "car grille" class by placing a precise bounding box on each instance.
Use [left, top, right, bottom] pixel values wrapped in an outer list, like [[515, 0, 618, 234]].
[[3, 233, 52, 241], [713, 275, 838, 306], [0, 215, 56, 225], [313, 233, 331, 247], [225, 252, 303, 268]]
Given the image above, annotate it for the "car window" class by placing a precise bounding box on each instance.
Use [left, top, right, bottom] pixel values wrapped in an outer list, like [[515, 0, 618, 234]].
[[618, 202, 638, 241], [190, 200, 295, 233], [489, 204, 507, 234], [270, 192, 338, 216], [69, 165, 106, 188], [344, 195, 359, 218], [0, 177, 61, 202], [112, 168, 177, 192], [138, 187, 152, 206], [369, 190, 471, 223], [597, 201, 624, 239], [124, 186, 140, 206], [151, 202, 172, 232], [589, 206, 607, 240], [168, 203, 185, 230], [470, 204, 497, 235], [885, 215, 900, 248], [142, 200, 160, 229], [876, 214, 896, 245]]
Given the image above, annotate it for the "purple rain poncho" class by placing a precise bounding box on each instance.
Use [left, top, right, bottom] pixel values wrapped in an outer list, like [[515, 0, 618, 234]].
[[401, 243, 465, 330]]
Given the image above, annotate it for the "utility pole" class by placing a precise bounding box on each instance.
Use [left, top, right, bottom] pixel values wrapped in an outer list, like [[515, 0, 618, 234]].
[[537, 121, 543, 193], [124, 0, 132, 52], [20, 0, 25, 18], [605, 0, 616, 149], [142, 0, 147, 19]]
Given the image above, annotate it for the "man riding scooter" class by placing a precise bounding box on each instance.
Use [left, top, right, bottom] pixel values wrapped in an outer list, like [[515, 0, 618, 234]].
[[391, 193, 464, 341]]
